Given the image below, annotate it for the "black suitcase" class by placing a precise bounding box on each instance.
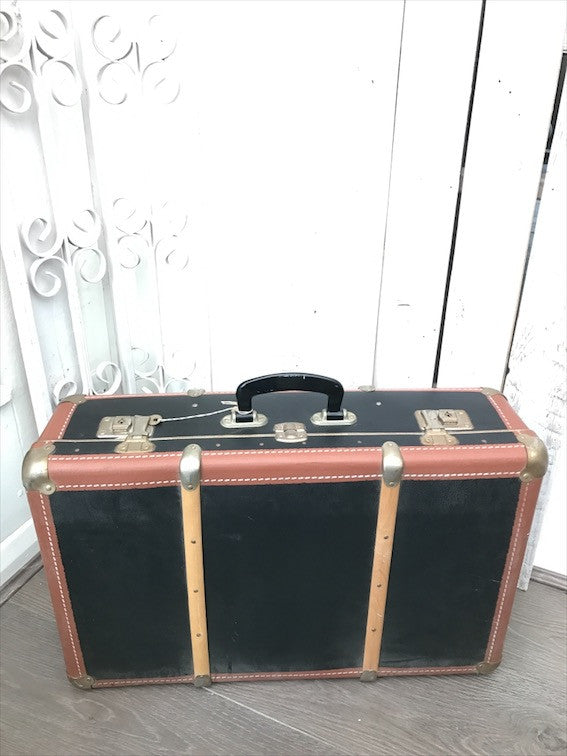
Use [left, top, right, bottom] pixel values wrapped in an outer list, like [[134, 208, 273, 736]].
[[23, 373, 546, 688]]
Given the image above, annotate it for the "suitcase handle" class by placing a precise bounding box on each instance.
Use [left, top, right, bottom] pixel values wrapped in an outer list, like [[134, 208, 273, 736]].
[[234, 373, 345, 423]]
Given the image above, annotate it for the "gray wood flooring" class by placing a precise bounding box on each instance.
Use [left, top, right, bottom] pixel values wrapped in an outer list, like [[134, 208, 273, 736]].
[[1, 571, 566, 756]]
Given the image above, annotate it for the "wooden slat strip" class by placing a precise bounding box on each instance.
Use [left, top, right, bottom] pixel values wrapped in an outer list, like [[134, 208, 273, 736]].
[[181, 483, 211, 686], [361, 477, 402, 680]]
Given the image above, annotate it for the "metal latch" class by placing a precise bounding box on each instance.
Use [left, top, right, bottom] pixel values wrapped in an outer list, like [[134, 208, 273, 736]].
[[97, 414, 162, 453], [274, 422, 307, 443], [414, 409, 473, 446]]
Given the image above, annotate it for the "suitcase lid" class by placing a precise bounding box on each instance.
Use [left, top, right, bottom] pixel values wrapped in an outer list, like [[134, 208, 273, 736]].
[[42, 382, 523, 454], [25, 376, 546, 493]]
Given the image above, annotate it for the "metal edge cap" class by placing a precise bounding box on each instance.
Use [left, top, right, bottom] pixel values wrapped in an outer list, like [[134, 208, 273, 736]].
[[360, 670, 377, 682], [22, 443, 56, 495], [193, 674, 212, 688], [515, 432, 549, 482], [381, 441, 403, 487], [59, 394, 87, 405], [68, 674, 95, 689], [180, 444, 202, 491], [476, 660, 500, 675]]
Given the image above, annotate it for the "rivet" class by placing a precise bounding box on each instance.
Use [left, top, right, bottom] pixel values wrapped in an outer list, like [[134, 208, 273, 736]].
[[196, 633, 201, 637], [371, 628, 376, 632], [377, 584, 382, 588], [384, 535, 389, 540], [193, 589, 198, 593], [190, 539, 196, 544]]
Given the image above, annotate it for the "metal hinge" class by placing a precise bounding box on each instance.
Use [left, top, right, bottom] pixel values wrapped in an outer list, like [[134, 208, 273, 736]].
[[415, 409, 473, 446], [96, 414, 162, 453]]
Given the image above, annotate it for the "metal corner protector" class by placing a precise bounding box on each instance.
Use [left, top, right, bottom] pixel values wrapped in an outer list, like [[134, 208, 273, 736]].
[[480, 387, 504, 397], [22, 443, 57, 495], [59, 394, 87, 405], [476, 660, 500, 675], [68, 674, 95, 689], [515, 432, 549, 482]]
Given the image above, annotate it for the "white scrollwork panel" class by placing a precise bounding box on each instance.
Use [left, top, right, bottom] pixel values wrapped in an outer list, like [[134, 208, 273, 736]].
[[15, 208, 122, 401], [1, 3, 123, 404], [90, 10, 180, 105], [0, 6, 30, 64], [3, 2, 210, 402], [109, 197, 198, 394]]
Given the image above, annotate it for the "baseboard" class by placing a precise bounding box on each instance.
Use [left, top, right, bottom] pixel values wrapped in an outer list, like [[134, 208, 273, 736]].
[[0, 553, 42, 606], [531, 566, 567, 592], [0, 518, 39, 588]]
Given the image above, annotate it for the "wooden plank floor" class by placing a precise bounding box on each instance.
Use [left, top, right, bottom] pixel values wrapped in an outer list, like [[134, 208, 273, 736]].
[[1, 571, 565, 756]]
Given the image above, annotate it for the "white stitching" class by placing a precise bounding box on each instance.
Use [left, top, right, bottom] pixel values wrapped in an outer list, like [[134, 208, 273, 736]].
[[93, 665, 477, 686], [57, 480, 180, 489], [52, 444, 522, 462], [56, 471, 521, 488], [54, 453, 183, 462], [204, 474, 381, 483], [202, 472, 520, 483], [205, 445, 521, 455], [404, 471, 520, 479], [39, 495, 82, 675], [488, 395, 513, 431], [95, 676, 194, 687], [57, 404, 78, 440], [486, 483, 530, 660], [212, 670, 361, 680], [378, 667, 475, 675]]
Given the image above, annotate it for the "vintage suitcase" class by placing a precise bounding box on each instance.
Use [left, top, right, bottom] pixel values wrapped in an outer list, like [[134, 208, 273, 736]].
[[22, 373, 547, 690]]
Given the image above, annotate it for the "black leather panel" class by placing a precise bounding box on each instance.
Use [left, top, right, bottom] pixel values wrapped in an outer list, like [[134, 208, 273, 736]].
[[47, 478, 521, 680], [56, 390, 515, 452], [49, 488, 192, 680], [202, 482, 379, 673], [381, 479, 520, 667]]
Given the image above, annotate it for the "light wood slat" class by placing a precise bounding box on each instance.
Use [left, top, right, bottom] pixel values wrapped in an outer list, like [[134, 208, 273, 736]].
[[437, 0, 566, 388], [181, 484, 211, 685], [373, 0, 483, 388], [361, 481, 401, 679]]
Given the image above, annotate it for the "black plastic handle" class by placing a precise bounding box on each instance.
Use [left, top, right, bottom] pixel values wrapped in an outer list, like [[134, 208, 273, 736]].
[[235, 373, 345, 422]]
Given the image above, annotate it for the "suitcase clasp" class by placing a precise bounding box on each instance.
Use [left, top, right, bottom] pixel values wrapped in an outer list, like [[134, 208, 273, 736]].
[[414, 409, 473, 445], [96, 414, 162, 453], [274, 422, 308, 443]]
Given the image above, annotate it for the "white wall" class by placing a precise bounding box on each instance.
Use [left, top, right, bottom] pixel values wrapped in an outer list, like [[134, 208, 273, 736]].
[[0, 256, 40, 584], [506, 81, 567, 579], [0, 0, 565, 585]]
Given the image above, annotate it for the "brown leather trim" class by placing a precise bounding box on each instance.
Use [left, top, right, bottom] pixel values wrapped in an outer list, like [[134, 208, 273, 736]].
[[211, 669, 363, 682], [93, 675, 194, 688], [47, 443, 528, 490], [377, 665, 478, 677], [90, 664, 480, 687], [37, 401, 79, 444], [27, 491, 86, 679], [487, 394, 529, 432], [484, 480, 541, 662]]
